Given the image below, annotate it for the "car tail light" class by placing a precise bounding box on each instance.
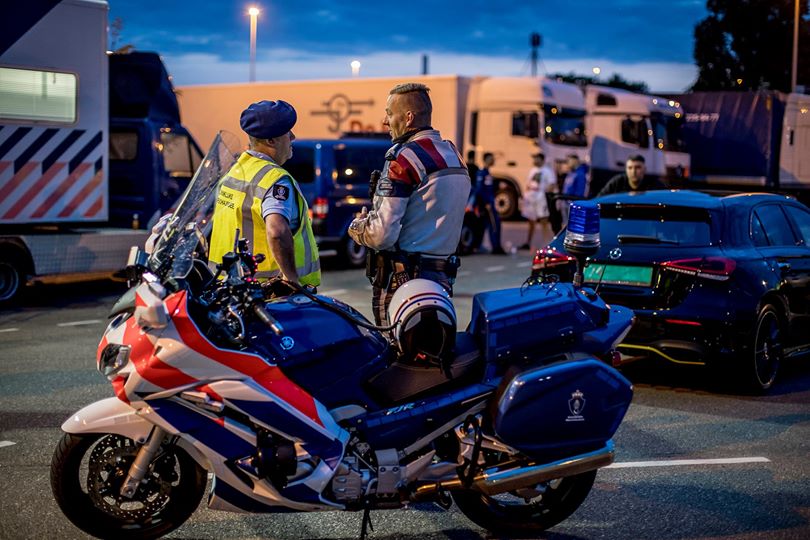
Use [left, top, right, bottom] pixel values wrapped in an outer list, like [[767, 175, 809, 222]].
[[659, 257, 736, 281], [312, 197, 329, 219], [532, 247, 575, 271], [664, 318, 702, 327]]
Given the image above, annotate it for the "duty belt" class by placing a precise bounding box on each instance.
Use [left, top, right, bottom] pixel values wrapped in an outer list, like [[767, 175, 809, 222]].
[[366, 250, 460, 289]]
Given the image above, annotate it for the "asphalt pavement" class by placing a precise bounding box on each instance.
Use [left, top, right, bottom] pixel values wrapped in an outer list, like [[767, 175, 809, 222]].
[[1, 222, 809, 539]]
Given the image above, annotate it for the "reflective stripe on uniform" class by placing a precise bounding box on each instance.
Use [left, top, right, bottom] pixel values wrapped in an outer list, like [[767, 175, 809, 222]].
[[209, 153, 320, 286]]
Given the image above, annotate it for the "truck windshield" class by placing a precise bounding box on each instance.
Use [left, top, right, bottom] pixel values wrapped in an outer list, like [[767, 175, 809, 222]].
[[651, 114, 687, 152], [161, 132, 202, 178], [149, 132, 239, 280], [543, 105, 587, 147]]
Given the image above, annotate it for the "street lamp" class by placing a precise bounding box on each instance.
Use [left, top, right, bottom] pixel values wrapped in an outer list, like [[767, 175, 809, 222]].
[[351, 60, 361, 77], [792, 0, 799, 92], [248, 6, 260, 83]]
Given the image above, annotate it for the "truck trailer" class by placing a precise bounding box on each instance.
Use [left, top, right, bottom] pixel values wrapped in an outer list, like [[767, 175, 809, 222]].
[[0, 0, 201, 304], [674, 91, 810, 202], [176, 75, 591, 219]]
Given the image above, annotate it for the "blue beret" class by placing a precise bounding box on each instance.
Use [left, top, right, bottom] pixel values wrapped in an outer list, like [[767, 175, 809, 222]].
[[240, 100, 297, 139]]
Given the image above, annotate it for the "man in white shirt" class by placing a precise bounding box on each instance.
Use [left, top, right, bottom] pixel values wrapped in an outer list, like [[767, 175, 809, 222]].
[[519, 152, 556, 250]]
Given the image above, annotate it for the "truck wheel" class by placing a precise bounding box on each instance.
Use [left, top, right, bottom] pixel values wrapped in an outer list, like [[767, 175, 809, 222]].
[[0, 252, 25, 305], [494, 182, 519, 220], [341, 236, 368, 268]]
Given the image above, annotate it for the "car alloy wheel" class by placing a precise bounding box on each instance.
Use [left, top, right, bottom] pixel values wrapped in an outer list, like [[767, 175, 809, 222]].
[[751, 304, 782, 392]]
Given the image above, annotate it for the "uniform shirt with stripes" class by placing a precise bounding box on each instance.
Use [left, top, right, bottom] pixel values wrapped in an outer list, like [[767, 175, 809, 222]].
[[246, 150, 300, 231], [349, 129, 471, 256]]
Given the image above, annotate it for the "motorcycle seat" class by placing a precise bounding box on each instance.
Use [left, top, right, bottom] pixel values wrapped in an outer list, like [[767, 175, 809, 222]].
[[367, 332, 484, 404]]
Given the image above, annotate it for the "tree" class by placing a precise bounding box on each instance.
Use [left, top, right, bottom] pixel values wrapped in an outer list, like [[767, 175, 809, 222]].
[[547, 72, 649, 93], [692, 0, 810, 92]]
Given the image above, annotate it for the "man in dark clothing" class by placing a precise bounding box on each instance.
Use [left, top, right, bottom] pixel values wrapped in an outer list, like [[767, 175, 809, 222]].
[[470, 152, 506, 254], [466, 150, 479, 185], [596, 154, 667, 197]]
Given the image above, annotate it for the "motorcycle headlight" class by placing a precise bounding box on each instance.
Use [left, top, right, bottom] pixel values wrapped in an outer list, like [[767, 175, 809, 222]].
[[99, 344, 131, 377]]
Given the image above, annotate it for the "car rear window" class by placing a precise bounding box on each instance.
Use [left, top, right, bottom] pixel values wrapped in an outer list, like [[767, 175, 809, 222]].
[[334, 144, 387, 185], [784, 205, 810, 245], [598, 204, 713, 247], [285, 145, 315, 184]]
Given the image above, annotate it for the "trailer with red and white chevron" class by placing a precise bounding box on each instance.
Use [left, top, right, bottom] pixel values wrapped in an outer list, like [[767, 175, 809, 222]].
[[0, 0, 201, 303]]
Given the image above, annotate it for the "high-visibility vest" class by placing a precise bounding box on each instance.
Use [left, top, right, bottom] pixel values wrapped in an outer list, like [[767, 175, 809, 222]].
[[209, 152, 321, 286]]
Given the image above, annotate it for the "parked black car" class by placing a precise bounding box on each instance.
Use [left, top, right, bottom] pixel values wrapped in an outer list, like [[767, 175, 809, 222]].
[[288, 137, 480, 262], [533, 190, 810, 391], [284, 138, 390, 267]]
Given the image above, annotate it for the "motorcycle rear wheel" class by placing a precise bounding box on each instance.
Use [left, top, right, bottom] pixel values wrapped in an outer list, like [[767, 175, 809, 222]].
[[452, 469, 597, 536], [50, 432, 207, 539]]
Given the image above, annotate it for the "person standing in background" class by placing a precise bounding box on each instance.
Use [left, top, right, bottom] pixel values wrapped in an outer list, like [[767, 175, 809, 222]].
[[596, 154, 666, 196], [519, 152, 556, 250], [470, 152, 506, 255], [557, 154, 588, 229], [465, 150, 479, 187]]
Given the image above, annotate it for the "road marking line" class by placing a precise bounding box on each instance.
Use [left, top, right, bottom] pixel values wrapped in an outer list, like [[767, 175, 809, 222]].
[[458, 271, 471, 277], [517, 261, 532, 268], [57, 319, 102, 327], [606, 457, 770, 469], [320, 289, 348, 297], [0, 328, 19, 333], [485, 265, 506, 272], [0, 441, 16, 448]]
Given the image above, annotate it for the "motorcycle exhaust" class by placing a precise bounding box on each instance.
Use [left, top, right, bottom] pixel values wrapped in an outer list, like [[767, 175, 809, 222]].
[[414, 441, 614, 498]]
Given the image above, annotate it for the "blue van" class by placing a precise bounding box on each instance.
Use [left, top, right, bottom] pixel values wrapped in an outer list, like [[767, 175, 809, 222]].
[[285, 137, 391, 267]]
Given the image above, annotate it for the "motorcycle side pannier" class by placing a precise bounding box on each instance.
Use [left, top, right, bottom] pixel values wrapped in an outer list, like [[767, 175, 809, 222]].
[[469, 284, 609, 364], [492, 358, 632, 461]]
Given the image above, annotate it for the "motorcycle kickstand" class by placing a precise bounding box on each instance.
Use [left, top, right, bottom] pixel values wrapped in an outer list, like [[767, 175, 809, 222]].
[[359, 502, 374, 540]]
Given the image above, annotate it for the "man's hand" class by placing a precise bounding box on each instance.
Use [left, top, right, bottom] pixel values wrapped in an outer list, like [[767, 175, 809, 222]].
[[348, 206, 368, 244]]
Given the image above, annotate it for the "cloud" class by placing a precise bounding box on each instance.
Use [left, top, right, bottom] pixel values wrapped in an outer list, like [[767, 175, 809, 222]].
[[164, 50, 698, 93]]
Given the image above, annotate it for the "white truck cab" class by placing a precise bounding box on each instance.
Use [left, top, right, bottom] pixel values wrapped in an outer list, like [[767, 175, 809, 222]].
[[586, 85, 688, 195], [466, 77, 588, 218]]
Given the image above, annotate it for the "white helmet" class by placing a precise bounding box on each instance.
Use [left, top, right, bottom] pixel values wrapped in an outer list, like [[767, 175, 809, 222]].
[[387, 279, 456, 365]]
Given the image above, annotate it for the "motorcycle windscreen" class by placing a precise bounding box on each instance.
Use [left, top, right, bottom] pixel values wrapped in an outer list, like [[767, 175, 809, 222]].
[[148, 131, 241, 279], [493, 358, 632, 461]]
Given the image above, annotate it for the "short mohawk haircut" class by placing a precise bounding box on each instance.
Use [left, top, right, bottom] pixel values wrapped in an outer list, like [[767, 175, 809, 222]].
[[389, 82, 432, 119]]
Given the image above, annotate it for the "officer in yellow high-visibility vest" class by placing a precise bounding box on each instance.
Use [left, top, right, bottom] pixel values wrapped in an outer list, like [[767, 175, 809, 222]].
[[209, 100, 320, 287]]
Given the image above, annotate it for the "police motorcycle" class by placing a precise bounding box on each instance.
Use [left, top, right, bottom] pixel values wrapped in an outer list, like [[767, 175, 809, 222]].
[[50, 133, 635, 539]]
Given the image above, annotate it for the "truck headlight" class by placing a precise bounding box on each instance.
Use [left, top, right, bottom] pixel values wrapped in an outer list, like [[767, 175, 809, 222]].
[[99, 344, 131, 377]]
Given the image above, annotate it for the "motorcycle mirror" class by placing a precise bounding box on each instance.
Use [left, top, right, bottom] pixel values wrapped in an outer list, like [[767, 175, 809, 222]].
[[134, 281, 170, 329]]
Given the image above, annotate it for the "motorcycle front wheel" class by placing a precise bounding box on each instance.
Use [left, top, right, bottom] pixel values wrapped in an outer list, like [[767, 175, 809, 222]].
[[452, 469, 597, 536], [50, 432, 207, 539]]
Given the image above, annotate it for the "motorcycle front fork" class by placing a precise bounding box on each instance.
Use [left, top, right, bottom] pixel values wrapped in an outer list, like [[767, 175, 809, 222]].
[[120, 426, 167, 498]]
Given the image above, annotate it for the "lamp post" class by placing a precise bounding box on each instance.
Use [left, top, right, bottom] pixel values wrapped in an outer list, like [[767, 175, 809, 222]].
[[351, 60, 361, 77], [792, 0, 799, 92], [248, 6, 260, 83]]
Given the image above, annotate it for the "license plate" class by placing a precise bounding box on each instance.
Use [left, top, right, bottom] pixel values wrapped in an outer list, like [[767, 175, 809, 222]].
[[584, 264, 653, 287]]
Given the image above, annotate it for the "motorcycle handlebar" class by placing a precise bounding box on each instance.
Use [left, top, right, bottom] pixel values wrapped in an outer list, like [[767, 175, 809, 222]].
[[253, 304, 284, 336]]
